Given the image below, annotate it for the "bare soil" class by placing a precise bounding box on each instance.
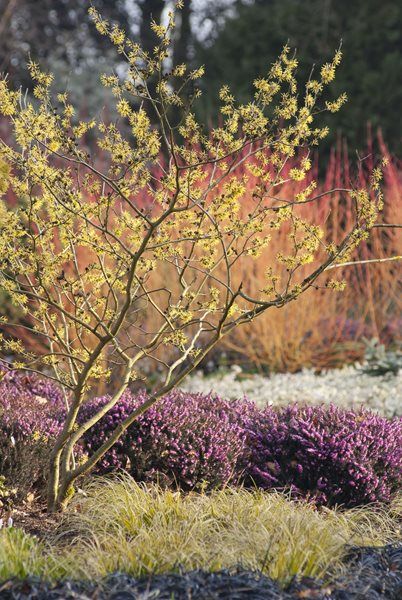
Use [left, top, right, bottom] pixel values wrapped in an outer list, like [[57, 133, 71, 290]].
[[2, 499, 60, 538]]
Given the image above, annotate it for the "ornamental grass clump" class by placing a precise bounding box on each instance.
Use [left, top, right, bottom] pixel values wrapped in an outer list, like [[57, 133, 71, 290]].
[[246, 403, 402, 507], [1, 480, 401, 583], [55, 476, 402, 582], [80, 390, 255, 490]]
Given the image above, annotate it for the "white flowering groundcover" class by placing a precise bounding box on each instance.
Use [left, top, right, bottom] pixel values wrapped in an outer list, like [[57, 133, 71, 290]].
[[181, 364, 402, 418]]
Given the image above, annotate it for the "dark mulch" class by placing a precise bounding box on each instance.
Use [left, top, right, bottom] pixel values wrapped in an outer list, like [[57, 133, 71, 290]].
[[0, 544, 401, 599], [9, 502, 59, 539]]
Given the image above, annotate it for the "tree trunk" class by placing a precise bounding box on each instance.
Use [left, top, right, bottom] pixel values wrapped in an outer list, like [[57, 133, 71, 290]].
[[172, 0, 192, 68], [139, 0, 166, 56]]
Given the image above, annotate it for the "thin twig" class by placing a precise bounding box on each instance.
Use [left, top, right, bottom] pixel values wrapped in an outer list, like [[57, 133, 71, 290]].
[[325, 256, 401, 270]]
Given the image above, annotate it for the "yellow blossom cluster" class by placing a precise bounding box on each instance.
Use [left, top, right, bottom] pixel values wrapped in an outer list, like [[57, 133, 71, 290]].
[[0, 5, 383, 399]]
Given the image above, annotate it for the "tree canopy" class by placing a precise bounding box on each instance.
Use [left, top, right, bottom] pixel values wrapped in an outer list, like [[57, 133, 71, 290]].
[[196, 0, 402, 155]]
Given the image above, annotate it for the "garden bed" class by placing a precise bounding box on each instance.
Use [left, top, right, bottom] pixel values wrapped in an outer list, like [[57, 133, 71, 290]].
[[0, 373, 401, 597]]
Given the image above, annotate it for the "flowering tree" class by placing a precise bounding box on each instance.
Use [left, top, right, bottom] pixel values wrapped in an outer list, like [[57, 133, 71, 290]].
[[0, 4, 385, 510]]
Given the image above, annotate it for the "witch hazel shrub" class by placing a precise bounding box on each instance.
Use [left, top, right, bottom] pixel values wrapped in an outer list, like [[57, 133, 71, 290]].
[[245, 403, 402, 507], [80, 390, 256, 490]]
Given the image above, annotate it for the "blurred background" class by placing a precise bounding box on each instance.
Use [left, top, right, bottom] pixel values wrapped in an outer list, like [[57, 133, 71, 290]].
[[0, 0, 401, 379], [1, 0, 401, 154]]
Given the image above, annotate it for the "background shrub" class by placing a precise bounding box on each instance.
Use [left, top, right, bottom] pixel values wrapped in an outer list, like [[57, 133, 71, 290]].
[[0, 370, 65, 496], [245, 404, 402, 507], [80, 390, 256, 491]]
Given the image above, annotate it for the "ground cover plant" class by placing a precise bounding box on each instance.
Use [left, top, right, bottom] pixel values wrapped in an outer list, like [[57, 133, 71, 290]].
[[246, 403, 402, 506], [0, 3, 392, 512], [0, 477, 401, 585], [182, 361, 402, 417], [78, 389, 402, 507], [1, 372, 401, 508], [79, 389, 254, 489], [0, 371, 65, 497]]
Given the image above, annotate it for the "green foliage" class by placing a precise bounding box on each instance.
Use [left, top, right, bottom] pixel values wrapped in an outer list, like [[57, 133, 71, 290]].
[[0, 528, 48, 581], [196, 0, 402, 155], [361, 337, 402, 376]]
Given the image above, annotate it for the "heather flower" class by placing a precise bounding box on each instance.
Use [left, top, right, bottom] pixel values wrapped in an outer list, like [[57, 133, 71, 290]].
[[0, 370, 65, 440], [0, 370, 66, 494], [245, 403, 402, 507], [80, 392, 402, 504], [80, 390, 256, 490], [78, 390, 139, 472]]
